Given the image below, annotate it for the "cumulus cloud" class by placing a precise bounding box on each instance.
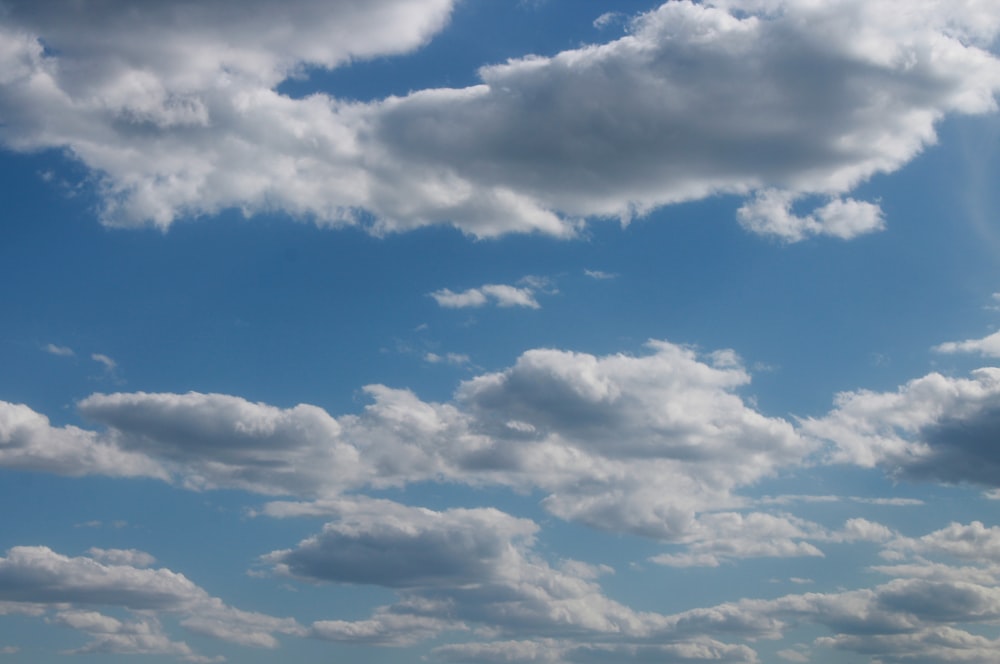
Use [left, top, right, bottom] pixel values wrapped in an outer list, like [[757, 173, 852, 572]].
[[650, 512, 825, 567], [1, 1, 997, 238], [77, 390, 366, 496], [431, 639, 758, 664], [263, 510, 1000, 661], [934, 330, 1000, 357], [6, 339, 811, 544], [803, 367, 1000, 485], [736, 190, 885, 241], [424, 351, 472, 366], [0, 400, 168, 479], [0, 545, 302, 658], [650, 520, 1000, 663], [266, 498, 680, 649], [430, 283, 541, 309]]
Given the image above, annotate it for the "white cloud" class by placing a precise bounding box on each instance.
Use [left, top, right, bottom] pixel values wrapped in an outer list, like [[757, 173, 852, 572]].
[[776, 648, 810, 663], [429, 288, 489, 308], [736, 190, 885, 242], [0, 400, 168, 479], [52, 610, 215, 661], [293, 513, 1000, 660], [6, 339, 811, 545], [430, 283, 541, 309], [0, 545, 303, 657], [0, 1, 997, 238], [90, 353, 117, 371], [802, 367, 1000, 485], [934, 330, 1000, 357], [431, 639, 758, 664], [583, 269, 617, 280], [650, 512, 826, 567], [77, 391, 366, 496], [455, 341, 810, 538], [42, 343, 74, 357], [265, 498, 682, 649], [87, 547, 156, 568], [886, 521, 1000, 564], [424, 352, 471, 366], [592, 12, 624, 30]]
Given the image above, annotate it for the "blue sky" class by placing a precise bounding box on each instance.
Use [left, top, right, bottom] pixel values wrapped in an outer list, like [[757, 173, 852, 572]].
[[2, 1, 1000, 662]]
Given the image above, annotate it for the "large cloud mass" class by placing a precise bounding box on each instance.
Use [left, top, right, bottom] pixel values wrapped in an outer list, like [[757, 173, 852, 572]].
[[1, 0, 998, 238], [804, 367, 1000, 486], [0, 545, 302, 660], [3, 340, 810, 542]]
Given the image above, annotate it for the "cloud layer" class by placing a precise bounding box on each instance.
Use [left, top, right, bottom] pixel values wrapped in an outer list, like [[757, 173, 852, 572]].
[[1, 0, 998, 238], [0, 545, 302, 660], [4, 340, 811, 543]]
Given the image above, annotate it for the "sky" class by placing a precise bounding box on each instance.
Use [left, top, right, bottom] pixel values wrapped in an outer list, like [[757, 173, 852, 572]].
[[2, 0, 1000, 662]]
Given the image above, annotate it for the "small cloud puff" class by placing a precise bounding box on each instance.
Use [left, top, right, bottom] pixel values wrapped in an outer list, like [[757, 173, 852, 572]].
[[933, 329, 1000, 357], [43, 343, 74, 357], [430, 283, 541, 309]]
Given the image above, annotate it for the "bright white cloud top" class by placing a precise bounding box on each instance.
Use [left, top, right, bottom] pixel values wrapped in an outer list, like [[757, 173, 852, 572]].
[[1, 1, 1000, 663], [1, 0, 999, 238]]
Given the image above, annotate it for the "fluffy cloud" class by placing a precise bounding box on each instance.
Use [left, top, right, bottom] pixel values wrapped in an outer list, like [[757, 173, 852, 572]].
[[650, 512, 825, 567], [2, 1, 998, 238], [803, 367, 1000, 485], [431, 639, 758, 664], [77, 391, 365, 496], [430, 283, 541, 309], [455, 341, 809, 537], [52, 610, 218, 662], [5, 340, 811, 544], [265, 498, 676, 648], [736, 189, 885, 241], [649, 519, 1000, 663], [934, 330, 1000, 357], [265, 510, 1000, 662], [0, 545, 303, 658], [0, 400, 167, 479]]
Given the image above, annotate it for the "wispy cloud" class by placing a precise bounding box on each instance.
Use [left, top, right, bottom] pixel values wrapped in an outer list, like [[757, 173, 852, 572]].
[[424, 352, 471, 366], [43, 343, 74, 357], [430, 283, 541, 309]]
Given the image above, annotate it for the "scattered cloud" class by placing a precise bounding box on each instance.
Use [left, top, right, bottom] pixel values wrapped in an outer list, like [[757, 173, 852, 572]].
[[424, 352, 471, 366], [266, 497, 694, 650], [87, 548, 156, 568], [90, 353, 117, 371], [3, 339, 811, 543], [42, 343, 74, 357], [803, 366, 1000, 486], [650, 512, 826, 567], [430, 283, 541, 309], [934, 330, 1000, 357], [776, 647, 810, 663], [1, 1, 997, 238], [0, 545, 303, 659], [0, 400, 169, 479], [264, 512, 1000, 660], [583, 269, 617, 280], [592, 12, 624, 30], [736, 190, 885, 242]]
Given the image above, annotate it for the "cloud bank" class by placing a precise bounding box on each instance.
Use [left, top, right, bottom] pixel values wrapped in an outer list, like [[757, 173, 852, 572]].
[[1, 0, 998, 239]]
